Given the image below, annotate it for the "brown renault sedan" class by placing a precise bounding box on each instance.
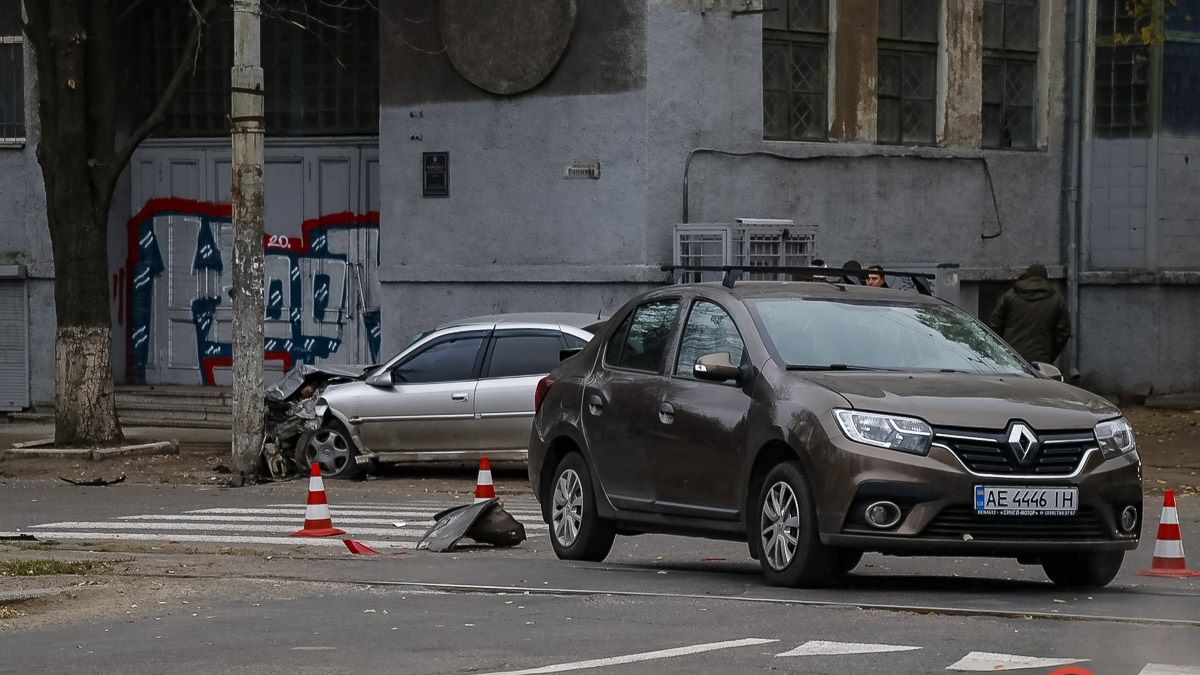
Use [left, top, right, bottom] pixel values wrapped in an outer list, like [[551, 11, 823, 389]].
[[529, 282, 1142, 588]]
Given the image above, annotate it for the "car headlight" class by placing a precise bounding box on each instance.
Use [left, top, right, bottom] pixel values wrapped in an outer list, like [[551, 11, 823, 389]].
[[833, 409, 933, 455], [1095, 417, 1136, 459]]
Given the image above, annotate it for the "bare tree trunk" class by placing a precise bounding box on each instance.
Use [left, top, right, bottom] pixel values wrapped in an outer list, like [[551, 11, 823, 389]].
[[27, 1, 123, 446], [231, 0, 266, 477]]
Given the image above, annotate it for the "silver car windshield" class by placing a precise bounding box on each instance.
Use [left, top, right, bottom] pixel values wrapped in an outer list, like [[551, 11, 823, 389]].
[[751, 298, 1031, 375]]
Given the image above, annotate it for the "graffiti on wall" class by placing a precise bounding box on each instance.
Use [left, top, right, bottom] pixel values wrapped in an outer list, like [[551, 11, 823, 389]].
[[124, 198, 381, 385]]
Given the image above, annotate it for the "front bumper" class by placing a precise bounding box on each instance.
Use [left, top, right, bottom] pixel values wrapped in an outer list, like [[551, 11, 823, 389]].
[[813, 430, 1143, 555]]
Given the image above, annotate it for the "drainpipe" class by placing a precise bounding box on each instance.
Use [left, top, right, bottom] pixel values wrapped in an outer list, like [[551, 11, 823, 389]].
[[1064, 0, 1086, 378]]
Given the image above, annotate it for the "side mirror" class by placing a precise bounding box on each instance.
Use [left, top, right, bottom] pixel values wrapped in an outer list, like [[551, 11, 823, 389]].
[[1033, 361, 1064, 382], [694, 352, 741, 383], [365, 369, 394, 387], [560, 347, 583, 362]]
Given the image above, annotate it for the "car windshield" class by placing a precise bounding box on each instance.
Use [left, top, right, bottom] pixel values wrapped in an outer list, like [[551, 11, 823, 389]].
[[750, 298, 1031, 375]]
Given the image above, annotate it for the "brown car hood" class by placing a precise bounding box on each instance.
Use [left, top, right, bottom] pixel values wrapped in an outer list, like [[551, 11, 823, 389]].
[[801, 372, 1119, 430]]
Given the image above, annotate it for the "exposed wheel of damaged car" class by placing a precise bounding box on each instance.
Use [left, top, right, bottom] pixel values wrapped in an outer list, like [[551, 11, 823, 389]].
[[546, 453, 615, 562], [756, 462, 838, 587], [304, 421, 362, 479]]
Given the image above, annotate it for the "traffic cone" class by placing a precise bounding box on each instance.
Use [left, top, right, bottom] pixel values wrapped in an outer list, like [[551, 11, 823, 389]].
[[474, 456, 496, 503], [291, 463, 346, 537], [342, 539, 379, 555], [1139, 490, 1200, 578]]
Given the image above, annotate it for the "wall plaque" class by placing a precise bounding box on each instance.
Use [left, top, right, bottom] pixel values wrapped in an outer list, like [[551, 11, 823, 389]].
[[423, 152, 449, 197]]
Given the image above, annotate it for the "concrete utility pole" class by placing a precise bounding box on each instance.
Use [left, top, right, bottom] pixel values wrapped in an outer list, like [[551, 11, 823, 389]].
[[230, 0, 265, 479]]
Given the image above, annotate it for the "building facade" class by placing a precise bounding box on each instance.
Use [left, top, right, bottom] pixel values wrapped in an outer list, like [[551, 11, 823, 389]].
[[0, 0, 1197, 401]]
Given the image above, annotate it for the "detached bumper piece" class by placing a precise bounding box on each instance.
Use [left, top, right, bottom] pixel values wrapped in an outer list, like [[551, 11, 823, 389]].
[[417, 498, 527, 552]]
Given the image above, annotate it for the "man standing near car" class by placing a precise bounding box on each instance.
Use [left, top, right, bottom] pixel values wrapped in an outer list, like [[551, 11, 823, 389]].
[[988, 263, 1071, 364]]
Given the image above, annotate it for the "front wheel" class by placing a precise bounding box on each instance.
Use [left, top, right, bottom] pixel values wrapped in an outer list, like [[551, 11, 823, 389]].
[[546, 453, 615, 562], [1041, 550, 1124, 588], [303, 421, 363, 480], [754, 461, 837, 587]]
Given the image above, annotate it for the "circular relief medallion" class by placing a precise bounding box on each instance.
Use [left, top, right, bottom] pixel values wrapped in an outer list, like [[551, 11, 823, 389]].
[[440, 0, 578, 95]]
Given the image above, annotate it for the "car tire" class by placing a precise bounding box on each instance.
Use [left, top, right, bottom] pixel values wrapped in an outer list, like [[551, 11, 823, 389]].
[[754, 461, 837, 587], [303, 421, 363, 480], [546, 453, 615, 562], [1041, 550, 1124, 588], [832, 549, 864, 576]]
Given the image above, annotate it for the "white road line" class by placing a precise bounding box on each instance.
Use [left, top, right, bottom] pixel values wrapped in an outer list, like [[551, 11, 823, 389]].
[[480, 638, 779, 674], [265, 502, 539, 510], [117, 514, 548, 530], [1139, 665, 1200, 675], [30, 521, 431, 536], [946, 652, 1089, 671], [2, 531, 413, 549], [776, 641, 921, 657]]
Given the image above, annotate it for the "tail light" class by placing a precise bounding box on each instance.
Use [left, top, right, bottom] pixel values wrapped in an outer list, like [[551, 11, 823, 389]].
[[534, 375, 555, 413]]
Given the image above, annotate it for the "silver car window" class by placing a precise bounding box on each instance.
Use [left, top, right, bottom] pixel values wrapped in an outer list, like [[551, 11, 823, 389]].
[[392, 336, 484, 383], [485, 333, 564, 379]]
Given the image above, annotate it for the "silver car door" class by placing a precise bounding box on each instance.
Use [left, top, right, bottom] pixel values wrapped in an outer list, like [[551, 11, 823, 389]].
[[473, 329, 568, 453], [356, 331, 487, 453]]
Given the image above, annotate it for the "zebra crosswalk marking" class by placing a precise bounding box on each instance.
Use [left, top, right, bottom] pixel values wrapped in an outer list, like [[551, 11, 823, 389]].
[[10, 499, 544, 551]]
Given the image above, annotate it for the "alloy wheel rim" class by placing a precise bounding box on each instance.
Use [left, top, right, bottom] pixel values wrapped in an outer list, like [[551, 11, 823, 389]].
[[552, 468, 584, 547], [760, 481, 800, 571], [308, 429, 349, 474]]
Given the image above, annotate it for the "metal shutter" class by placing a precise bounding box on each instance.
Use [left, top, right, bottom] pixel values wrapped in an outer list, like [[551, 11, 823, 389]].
[[0, 281, 29, 410]]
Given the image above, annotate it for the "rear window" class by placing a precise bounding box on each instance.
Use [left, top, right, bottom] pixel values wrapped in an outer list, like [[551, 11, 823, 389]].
[[607, 299, 680, 373], [485, 333, 564, 378]]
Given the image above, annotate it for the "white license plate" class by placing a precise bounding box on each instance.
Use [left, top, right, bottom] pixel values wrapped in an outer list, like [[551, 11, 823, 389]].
[[974, 485, 1078, 516]]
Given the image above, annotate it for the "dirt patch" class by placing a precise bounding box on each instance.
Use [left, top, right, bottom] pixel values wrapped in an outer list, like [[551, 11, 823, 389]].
[[0, 451, 235, 485], [1125, 406, 1200, 497]]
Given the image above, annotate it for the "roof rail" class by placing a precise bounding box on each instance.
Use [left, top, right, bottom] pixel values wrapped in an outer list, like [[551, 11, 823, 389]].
[[659, 265, 936, 296]]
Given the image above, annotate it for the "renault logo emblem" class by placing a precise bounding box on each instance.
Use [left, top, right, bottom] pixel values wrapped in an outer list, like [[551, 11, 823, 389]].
[[1006, 422, 1040, 464]]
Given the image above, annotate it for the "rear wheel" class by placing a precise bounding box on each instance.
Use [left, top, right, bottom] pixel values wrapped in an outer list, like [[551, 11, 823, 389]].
[[546, 453, 615, 562], [754, 461, 837, 587], [303, 421, 362, 480], [1041, 551, 1124, 588]]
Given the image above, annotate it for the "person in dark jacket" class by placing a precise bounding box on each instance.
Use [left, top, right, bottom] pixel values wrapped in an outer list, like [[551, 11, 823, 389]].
[[988, 263, 1071, 363]]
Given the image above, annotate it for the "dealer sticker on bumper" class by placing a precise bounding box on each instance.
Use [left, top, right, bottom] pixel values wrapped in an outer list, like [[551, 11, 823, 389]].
[[974, 485, 1079, 516]]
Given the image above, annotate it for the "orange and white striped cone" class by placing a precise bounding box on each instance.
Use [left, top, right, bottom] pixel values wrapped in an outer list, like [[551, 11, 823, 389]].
[[1138, 490, 1200, 578], [291, 463, 346, 537], [474, 456, 496, 503]]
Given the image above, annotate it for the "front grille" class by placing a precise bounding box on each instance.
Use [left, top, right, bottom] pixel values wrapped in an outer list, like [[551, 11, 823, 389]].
[[932, 426, 1095, 475], [923, 506, 1110, 540]]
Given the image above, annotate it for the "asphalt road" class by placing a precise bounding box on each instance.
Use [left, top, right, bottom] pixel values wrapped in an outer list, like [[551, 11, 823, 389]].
[[1, 476, 1198, 674]]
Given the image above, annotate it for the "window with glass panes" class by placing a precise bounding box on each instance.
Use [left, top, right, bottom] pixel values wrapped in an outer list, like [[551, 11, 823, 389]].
[[877, 0, 939, 145], [762, 0, 829, 141], [0, 0, 24, 142], [124, 2, 378, 137], [982, 0, 1039, 148], [1093, 0, 1150, 138]]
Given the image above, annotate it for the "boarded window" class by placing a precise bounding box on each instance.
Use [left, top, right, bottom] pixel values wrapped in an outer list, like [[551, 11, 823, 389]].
[[0, 0, 23, 142], [763, 0, 829, 141], [982, 0, 1039, 148], [877, 0, 939, 145], [124, 1, 378, 138]]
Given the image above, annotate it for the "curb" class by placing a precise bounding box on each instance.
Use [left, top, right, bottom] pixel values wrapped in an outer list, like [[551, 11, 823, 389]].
[[1, 440, 179, 461]]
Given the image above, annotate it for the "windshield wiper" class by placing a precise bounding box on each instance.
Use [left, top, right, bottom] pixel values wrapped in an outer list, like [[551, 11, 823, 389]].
[[786, 363, 895, 372]]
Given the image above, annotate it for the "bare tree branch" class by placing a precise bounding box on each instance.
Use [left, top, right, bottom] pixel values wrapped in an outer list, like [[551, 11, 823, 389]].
[[102, 0, 219, 199]]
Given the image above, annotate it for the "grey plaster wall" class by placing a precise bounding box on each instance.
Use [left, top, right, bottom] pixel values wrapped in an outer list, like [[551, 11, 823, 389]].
[[1077, 283, 1200, 394], [377, 1, 655, 354], [1155, 135, 1200, 268], [1086, 138, 1152, 269], [0, 41, 55, 405]]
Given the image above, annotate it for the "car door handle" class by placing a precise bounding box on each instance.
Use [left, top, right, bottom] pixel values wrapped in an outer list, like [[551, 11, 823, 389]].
[[658, 402, 674, 424], [587, 394, 604, 415], [451, 393, 470, 402]]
